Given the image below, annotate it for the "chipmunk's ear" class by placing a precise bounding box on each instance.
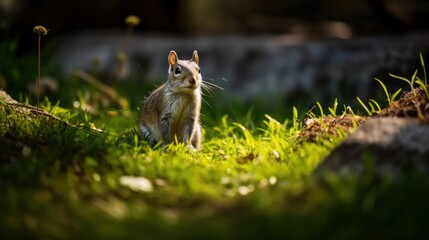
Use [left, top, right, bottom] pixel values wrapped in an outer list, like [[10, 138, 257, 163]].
[[191, 50, 199, 65], [168, 51, 178, 70]]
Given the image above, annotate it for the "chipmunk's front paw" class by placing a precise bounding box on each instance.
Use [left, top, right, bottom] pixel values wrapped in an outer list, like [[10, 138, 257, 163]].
[[187, 145, 199, 152]]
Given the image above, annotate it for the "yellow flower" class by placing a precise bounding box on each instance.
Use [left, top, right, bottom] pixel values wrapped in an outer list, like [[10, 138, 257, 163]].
[[33, 25, 48, 35], [125, 15, 141, 27]]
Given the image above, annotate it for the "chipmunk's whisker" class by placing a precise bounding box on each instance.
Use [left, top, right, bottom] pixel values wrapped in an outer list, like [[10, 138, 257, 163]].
[[201, 86, 215, 98], [204, 77, 215, 81], [202, 80, 224, 90], [200, 76, 225, 108], [201, 97, 212, 109], [201, 83, 214, 91], [203, 76, 228, 82]]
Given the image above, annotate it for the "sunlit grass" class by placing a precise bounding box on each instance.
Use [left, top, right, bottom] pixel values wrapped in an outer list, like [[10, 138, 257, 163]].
[[2, 40, 429, 238], [2, 82, 429, 239], [0, 89, 348, 238]]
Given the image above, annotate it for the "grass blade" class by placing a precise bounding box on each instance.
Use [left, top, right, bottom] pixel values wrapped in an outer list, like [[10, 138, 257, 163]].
[[369, 99, 381, 112], [356, 97, 372, 116], [391, 88, 403, 102], [416, 78, 429, 99], [328, 98, 338, 116], [292, 106, 300, 130], [389, 73, 411, 84], [374, 78, 391, 104], [368, 101, 375, 113], [421, 53, 427, 85], [293, 106, 298, 122], [316, 102, 324, 118], [410, 69, 418, 93]]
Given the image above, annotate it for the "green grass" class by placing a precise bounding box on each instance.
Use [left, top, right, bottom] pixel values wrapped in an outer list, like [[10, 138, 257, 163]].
[[2, 39, 429, 239], [2, 84, 429, 239], [0, 92, 331, 238]]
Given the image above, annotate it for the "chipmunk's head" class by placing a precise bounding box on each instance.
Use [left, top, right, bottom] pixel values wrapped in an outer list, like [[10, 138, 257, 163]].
[[167, 50, 201, 93]]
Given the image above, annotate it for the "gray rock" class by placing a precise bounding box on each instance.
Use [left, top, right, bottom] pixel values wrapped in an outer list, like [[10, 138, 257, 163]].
[[319, 118, 429, 174], [52, 31, 429, 104]]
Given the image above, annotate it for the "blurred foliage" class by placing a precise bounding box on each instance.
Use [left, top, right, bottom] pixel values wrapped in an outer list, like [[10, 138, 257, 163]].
[[2, 0, 429, 50], [1, 34, 429, 239]]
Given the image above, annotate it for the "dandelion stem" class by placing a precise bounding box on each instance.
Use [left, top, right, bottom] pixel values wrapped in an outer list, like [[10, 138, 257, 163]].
[[37, 34, 41, 108], [33, 25, 47, 108], [109, 15, 140, 85]]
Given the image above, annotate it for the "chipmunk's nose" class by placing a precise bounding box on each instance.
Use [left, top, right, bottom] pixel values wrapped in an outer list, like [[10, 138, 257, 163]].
[[189, 77, 196, 85]]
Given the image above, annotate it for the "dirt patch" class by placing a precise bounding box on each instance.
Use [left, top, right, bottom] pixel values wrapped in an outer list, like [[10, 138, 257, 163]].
[[375, 86, 429, 121], [301, 85, 429, 142], [300, 114, 366, 142], [319, 85, 429, 174]]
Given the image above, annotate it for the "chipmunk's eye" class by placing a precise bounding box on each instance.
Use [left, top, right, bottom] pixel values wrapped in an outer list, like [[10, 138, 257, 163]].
[[174, 66, 182, 75]]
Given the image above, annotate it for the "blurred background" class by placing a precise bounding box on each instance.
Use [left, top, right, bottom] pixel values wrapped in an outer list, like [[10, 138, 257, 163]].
[[2, 0, 429, 116], [3, 0, 429, 37]]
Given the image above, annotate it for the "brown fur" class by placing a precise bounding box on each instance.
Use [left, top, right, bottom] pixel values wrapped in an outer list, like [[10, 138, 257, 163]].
[[139, 50, 202, 149]]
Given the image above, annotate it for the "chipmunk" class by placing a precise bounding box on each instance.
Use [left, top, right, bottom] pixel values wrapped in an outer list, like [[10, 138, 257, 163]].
[[139, 50, 202, 149]]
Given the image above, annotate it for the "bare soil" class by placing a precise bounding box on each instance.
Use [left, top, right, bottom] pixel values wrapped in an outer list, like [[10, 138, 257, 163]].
[[301, 85, 429, 142], [375, 86, 429, 121], [300, 114, 366, 142]]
